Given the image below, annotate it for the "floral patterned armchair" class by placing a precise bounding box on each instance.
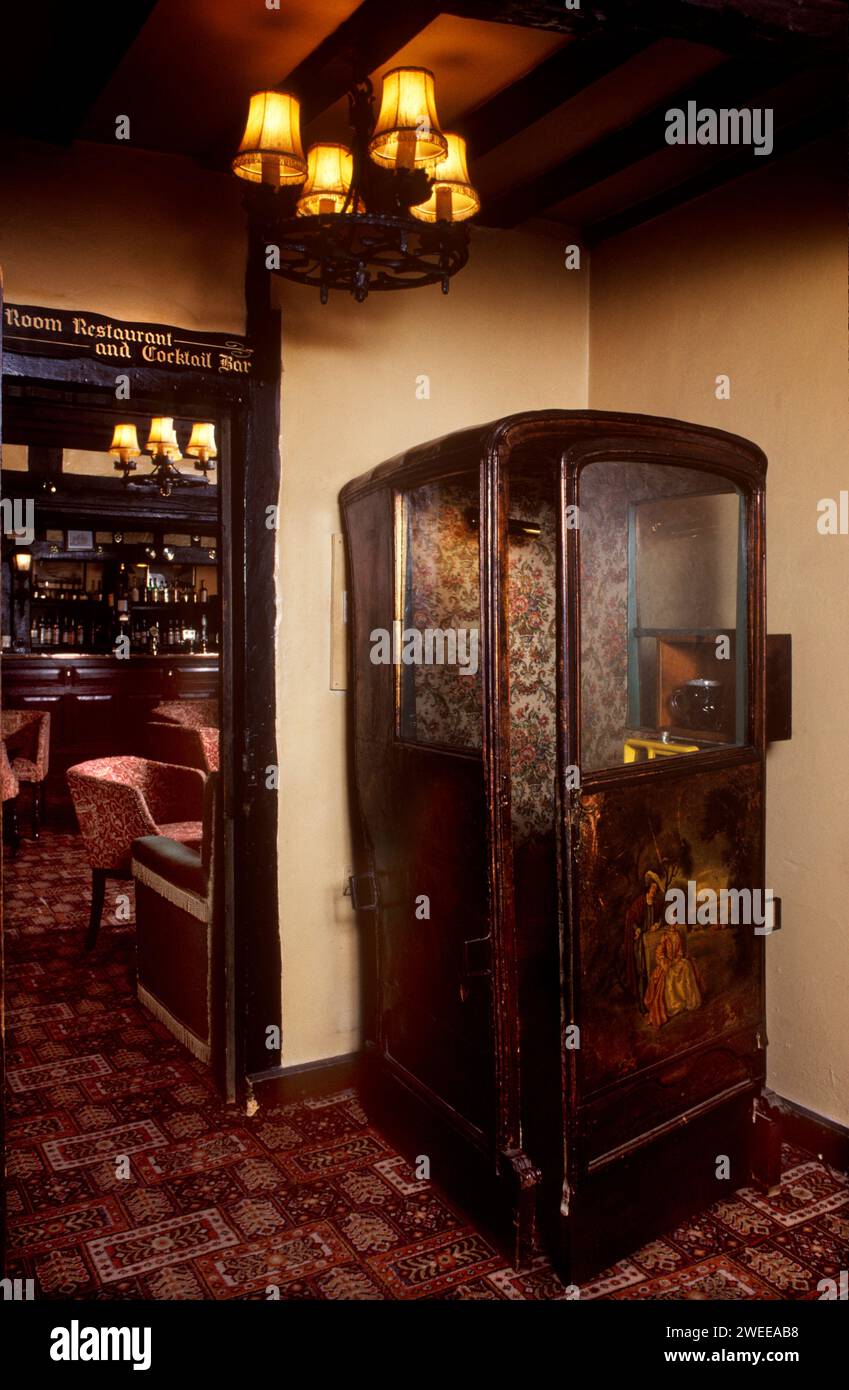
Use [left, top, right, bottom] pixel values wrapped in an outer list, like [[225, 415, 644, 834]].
[[1, 740, 20, 855], [67, 756, 205, 949], [147, 721, 219, 773], [1, 709, 50, 837], [150, 698, 219, 730]]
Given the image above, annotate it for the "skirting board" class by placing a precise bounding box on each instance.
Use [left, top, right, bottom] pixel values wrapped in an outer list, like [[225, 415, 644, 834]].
[[248, 1052, 362, 1106], [245, 1064, 848, 1178], [764, 1089, 849, 1171]]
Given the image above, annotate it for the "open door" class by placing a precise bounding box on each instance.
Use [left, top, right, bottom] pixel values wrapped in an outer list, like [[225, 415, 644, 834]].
[[345, 473, 493, 1125]]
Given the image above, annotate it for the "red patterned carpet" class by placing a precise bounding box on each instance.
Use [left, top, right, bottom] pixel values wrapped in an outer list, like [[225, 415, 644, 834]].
[[4, 830, 848, 1300]]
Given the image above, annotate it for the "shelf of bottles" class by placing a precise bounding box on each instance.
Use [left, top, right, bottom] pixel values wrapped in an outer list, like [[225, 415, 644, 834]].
[[28, 559, 219, 655]]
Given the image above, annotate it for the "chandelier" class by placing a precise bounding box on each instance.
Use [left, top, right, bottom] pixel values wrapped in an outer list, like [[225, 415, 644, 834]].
[[231, 68, 480, 303], [109, 419, 217, 497]]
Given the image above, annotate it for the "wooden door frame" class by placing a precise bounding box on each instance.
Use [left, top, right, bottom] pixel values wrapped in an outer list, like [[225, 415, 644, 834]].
[[0, 311, 283, 1107]]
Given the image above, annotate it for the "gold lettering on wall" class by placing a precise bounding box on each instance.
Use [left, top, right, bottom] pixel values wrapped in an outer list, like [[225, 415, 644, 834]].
[[3, 303, 255, 379]]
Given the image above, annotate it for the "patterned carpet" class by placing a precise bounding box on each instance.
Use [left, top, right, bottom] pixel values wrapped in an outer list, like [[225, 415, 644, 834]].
[[4, 830, 848, 1300]]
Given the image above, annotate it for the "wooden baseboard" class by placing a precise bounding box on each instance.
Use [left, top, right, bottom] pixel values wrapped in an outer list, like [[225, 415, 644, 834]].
[[764, 1089, 849, 1171], [248, 1052, 362, 1106]]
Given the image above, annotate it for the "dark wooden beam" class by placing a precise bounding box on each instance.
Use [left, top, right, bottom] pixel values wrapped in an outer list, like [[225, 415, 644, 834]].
[[444, 1, 848, 50], [586, 94, 844, 245], [206, 0, 443, 168], [457, 30, 653, 158], [285, 0, 444, 121], [0, 1, 158, 143], [484, 48, 809, 227]]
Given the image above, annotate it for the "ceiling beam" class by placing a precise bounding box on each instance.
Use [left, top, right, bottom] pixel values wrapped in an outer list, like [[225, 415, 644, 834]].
[[0, 2, 158, 143], [206, 0, 443, 168], [443, 1, 848, 51], [483, 48, 810, 227], [586, 94, 844, 244], [456, 30, 653, 158], [282, 0, 444, 123]]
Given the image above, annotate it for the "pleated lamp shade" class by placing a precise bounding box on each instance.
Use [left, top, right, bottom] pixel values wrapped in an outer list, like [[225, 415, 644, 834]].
[[410, 134, 480, 223], [232, 91, 308, 186], [297, 144, 363, 216], [368, 68, 447, 171]]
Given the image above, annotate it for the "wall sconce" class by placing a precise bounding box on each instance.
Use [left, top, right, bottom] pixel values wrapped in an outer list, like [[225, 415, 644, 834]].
[[185, 422, 217, 477], [110, 418, 215, 497], [109, 423, 141, 475], [11, 551, 32, 573], [146, 418, 181, 459]]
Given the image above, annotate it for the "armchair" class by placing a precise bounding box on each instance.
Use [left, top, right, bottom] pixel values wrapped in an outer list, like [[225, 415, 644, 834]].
[[150, 698, 219, 730], [147, 721, 219, 773], [1, 741, 20, 856], [67, 756, 205, 949], [1, 709, 50, 837]]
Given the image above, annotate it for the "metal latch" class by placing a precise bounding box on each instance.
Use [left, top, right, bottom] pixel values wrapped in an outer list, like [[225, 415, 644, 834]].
[[346, 871, 378, 912]]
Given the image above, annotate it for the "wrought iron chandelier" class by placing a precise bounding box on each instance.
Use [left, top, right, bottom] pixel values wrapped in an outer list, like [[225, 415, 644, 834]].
[[231, 68, 480, 303], [109, 419, 217, 497]]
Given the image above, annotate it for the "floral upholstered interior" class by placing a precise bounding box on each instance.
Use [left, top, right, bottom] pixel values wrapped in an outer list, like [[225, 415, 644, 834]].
[[399, 473, 557, 842], [506, 478, 557, 842], [67, 756, 205, 871], [398, 461, 741, 842], [401, 476, 483, 751]]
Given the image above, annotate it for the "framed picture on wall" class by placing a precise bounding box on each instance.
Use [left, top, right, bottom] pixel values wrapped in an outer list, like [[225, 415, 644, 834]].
[[66, 529, 94, 551]]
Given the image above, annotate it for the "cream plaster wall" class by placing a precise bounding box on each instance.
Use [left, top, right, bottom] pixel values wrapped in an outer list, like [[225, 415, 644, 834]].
[[0, 138, 244, 332], [276, 226, 589, 1064], [588, 136, 849, 1126]]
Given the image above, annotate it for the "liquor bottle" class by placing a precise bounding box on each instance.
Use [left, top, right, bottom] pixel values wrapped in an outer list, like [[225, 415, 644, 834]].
[[199, 580, 208, 604], [52, 616, 60, 645], [130, 575, 140, 603], [30, 619, 38, 648], [77, 620, 85, 647]]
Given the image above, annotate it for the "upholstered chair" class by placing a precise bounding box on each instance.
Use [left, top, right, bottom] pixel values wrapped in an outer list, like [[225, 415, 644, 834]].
[[1, 709, 50, 837], [132, 772, 219, 1064], [150, 698, 219, 730], [147, 721, 220, 773], [1, 741, 20, 856], [67, 756, 205, 949]]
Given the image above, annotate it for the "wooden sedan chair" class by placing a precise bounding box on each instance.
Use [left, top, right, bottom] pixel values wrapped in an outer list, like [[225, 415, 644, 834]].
[[341, 410, 779, 1282]]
